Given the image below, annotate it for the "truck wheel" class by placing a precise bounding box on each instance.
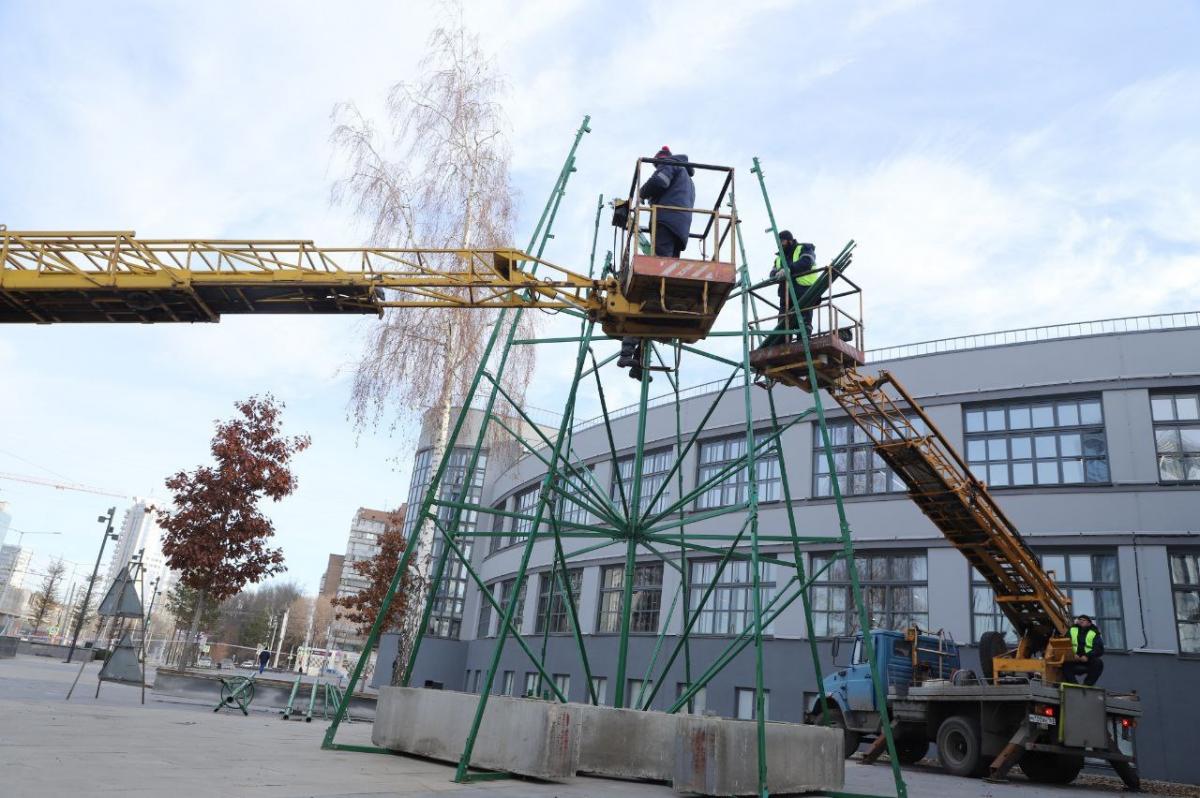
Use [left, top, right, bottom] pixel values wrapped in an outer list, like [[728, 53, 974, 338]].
[[824, 707, 861, 758], [1112, 760, 1140, 792], [1019, 751, 1084, 784], [895, 736, 930, 765], [978, 631, 1007, 682], [936, 715, 985, 777]]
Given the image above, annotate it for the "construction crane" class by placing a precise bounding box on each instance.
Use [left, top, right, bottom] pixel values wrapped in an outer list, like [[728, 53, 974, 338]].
[[0, 471, 131, 500]]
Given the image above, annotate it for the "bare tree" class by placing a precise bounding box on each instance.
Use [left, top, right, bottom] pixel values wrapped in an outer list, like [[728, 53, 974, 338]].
[[29, 558, 67, 636], [331, 1, 537, 668]]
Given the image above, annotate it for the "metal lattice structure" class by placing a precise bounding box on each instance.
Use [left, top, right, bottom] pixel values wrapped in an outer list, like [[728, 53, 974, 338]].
[[315, 121, 908, 798]]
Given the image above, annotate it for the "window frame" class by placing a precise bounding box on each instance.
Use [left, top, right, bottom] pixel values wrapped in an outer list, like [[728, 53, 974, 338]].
[[612, 447, 674, 515], [812, 419, 910, 498], [688, 558, 777, 637], [596, 561, 665, 634], [1169, 550, 1200, 656], [734, 687, 770, 720], [1151, 391, 1200, 485], [695, 432, 783, 510], [809, 551, 929, 638], [534, 567, 583, 635], [1039, 550, 1125, 650], [963, 396, 1109, 489]]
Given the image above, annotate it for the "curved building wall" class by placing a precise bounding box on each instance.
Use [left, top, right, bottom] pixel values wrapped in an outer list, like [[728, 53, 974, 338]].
[[381, 322, 1200, 784]]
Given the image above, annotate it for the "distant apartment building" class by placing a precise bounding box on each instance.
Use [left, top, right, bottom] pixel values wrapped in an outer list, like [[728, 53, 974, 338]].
[[319, 553, 345, 598], [0, 500, 11, 547], [104, 499, 176, 607], [0, 543, 34, 632], [331, 507, 404, 648]]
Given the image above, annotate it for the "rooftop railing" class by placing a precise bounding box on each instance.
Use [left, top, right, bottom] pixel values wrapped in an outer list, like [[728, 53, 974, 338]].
[[566, 310, 1200, 435], [866, 311, 1200, 363]]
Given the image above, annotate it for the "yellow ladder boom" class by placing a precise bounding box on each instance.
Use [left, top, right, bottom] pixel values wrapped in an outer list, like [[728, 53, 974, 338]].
[[829, 367, 1073, 646], [0, 229, 599, 323]]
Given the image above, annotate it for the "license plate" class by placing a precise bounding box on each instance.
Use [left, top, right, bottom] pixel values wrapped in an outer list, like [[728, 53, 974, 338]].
[[1029, 714, 1057, 726]]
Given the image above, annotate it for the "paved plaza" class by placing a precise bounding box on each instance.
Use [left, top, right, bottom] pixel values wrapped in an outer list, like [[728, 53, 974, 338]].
[[0, 654, 1155, 798]]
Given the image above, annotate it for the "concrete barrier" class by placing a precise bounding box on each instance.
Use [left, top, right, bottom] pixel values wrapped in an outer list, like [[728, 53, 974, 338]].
[[372, 687, 579, 780], [0, 636, 18, 658], [673, 714, 843, 796], [576, 703, 678, 781]]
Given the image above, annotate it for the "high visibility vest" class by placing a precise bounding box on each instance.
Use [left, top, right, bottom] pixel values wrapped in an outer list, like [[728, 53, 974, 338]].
[[776, 246, 818, 287], [1070, 626, 1097, 655]]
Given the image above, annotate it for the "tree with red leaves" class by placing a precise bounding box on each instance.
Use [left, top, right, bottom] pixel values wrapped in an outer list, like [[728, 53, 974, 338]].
[[159, 395, 311, 666], [331, 506, 412, 638]]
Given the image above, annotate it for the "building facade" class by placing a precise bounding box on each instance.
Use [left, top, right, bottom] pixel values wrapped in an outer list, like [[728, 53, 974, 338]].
[[104, 499, 175, 604], [378, 316, 1200, 784], [333, 507, 403, 647]]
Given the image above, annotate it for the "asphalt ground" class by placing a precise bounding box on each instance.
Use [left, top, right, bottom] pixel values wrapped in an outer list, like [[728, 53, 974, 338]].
[[0, 653, 1180, 798]]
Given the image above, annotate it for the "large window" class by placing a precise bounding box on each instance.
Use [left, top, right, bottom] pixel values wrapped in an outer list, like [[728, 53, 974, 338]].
[[810, 552, 927, 637], [597, 562, 664, 633], [498, 577, 525, 635], [534, 568, 582, 635], [970, 568, 1016, 643], [612, 448, 674, 515], [1169, 552, 1200, 655], [964, 397, 1108, 487], [554, 465, 595, 526], [405, 447, 488, 640], [813, 421, 907, 498], [510, 486, 540, 546], [476, 583, 496, 639], [696, 434, 782, 509], [688, 559, 776, 636], [1151, 391, 1200, 483], [971, 552, 1125, 647], [487, 500, 506, 555], [1041, 552, 1124, 649]]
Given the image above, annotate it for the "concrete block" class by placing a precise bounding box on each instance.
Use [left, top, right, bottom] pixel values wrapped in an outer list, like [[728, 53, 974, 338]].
[[673, 715, 843, 796], [576, 703, 679, 781], [372, 687, 579, 780]]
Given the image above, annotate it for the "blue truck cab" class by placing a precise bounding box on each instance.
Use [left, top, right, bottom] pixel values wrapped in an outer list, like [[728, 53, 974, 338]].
[[810, 629, 960, 751]]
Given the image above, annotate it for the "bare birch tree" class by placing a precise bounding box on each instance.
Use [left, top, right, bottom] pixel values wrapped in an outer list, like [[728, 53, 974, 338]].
[[331, 2, 538, 678]]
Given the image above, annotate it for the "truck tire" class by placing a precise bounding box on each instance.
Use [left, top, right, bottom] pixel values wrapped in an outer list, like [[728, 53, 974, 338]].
[[825, 706, 861, 758], [978, 631, 1007, 681], [895, 736, 930, 765], [936, 715, 985, 777], [1112, 760, 1140, 792], [1019, 751, 1084, 784]]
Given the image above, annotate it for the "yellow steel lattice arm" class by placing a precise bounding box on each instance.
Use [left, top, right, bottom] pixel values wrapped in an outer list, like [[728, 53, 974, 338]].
[[0, 229, 604, 323]]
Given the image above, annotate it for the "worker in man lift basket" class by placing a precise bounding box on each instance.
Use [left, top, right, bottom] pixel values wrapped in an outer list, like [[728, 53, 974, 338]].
[[617, 146, 696, 382], [1062, 614, 1104, 686], [760, 231, 817, 348]]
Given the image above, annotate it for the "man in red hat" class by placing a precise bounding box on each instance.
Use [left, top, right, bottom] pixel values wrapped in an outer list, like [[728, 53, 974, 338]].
[[618, 146, 697, 381]]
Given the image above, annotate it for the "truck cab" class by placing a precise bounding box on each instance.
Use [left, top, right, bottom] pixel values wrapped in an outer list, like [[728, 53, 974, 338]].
[[812, 629, 959, 752]]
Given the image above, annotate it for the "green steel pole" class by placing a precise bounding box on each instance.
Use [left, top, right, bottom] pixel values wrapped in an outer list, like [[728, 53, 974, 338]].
[[734, 210, 832, 727], [612, 338, 655, 710], [321, 116, 589, 752], [751, 156, 906, 798]]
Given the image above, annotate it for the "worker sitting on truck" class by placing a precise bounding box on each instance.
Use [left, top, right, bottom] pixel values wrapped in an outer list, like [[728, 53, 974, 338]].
[[1062, 614, 1104, 686], [617, 146, 696, 382]]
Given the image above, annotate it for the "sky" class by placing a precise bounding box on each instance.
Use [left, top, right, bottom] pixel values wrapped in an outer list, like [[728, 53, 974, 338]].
[[1, 0, 1197, 597]]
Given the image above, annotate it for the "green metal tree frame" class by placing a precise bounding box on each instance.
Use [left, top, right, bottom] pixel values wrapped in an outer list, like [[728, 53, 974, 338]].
[[320, 117, 907, 798]]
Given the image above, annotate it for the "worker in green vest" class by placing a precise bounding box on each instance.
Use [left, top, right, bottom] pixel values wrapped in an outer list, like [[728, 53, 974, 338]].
[[1062, 614, 1105, 686], [761, 231, 817, 347]]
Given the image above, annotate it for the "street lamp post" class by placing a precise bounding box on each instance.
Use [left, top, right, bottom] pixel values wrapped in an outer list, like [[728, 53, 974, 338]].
[[65, 507, 118, 664], [0, 528, 63, 636]]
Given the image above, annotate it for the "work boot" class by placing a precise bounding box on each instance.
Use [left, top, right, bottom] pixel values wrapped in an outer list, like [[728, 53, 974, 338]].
[[617, 337, 639, 369], [629, 365, 652, 383]]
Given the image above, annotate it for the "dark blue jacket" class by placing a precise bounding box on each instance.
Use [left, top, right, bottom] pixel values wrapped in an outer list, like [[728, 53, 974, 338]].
[[639, 154, 696, 251]]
